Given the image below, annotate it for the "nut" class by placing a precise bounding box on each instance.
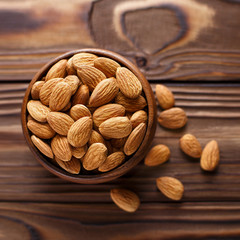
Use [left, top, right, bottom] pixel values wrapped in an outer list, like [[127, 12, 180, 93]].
[[180, 134, 202, 158], [155, 84, 175, 109]]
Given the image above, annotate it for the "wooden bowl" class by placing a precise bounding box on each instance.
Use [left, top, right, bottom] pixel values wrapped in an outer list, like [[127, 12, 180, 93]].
[[21, 48, 157, 184]]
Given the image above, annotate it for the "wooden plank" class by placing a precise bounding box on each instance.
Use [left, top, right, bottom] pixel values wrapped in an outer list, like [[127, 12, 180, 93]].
[[0, 0, 240, 81], [0, 202, 240, 239]]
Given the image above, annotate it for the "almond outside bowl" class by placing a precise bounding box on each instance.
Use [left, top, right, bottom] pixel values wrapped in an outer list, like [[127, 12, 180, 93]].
[[21, 48, 157, 184]]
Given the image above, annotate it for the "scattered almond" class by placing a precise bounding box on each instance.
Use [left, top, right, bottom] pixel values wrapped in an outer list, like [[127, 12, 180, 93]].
[[144, 144, 170, 166], [130, 110, 148, 129], [200, 140, 219, 171], [110, 188, 140, 212], [99, 117, 132, 139], [82, 143, 108, 171], [155, 84, 175, 109], [31, 135, 54, 159], [180, 134, 202, 158], [158, 107, 187, 129], [51, 135, 72, 161], [31, 81, 45, 100], [45, 59, 67, 81], [27, 100, 50, 122], [70, 104, 91, 121], [67, 117, 93, 147], [94, 57, 120, 77], [47, 112, 74, 136], [27, 120, 55, 139], [56, 157, 81, 174], [124, 123, 146, 156], [156, 177, 184, 201], [116, 67, 142, 99]]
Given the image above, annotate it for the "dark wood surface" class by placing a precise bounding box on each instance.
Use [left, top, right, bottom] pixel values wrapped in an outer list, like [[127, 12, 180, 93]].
[[0, 0, 240, 239]]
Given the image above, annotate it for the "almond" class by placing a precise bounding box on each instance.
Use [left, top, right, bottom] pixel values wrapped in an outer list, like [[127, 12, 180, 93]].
[[111, 137, 127, 148], [130, 110, 148, 129], [61, 101, 71, 112], [77, 66, 106, 91], [72, 145, 87, 159], [27, 119, 55, 139], [72, 53, 98, 69], [82, 143, 107, 170], [31, 135, 53, 159], [94, 57, 120, 78], [116, 67, 142, 99], [45, 59, 67, 81], [88, 130, 105, 145], [124, 123, 146, 156], [39, 78, 64, 105], [115, 92, 147, 112], [98, 152, 125, 172], [66, 56, 77, 75], [144, 144, 170, 166], [180, 134, 202, 158], [64, 75, 80, 94], [51, 135, 72, 161], [47, 112, 74, 136], [156, 177, 184, 201], [69, 104, 91, 121], [89, 77, 119, 107], [56, 157, 81, 174], [72, 84, 89, 106], [105, 141, 114, 155], [200, 140, 219, 171], [27, 100, 50, 122], [49, 82, 72, 111], [99, 117, 132, 139], [155, 84, 175, 109], [67, 116, 93, 147], [158, 107, 187, 129], [93, 104, 125, 127], [31, 81, 45, 100], [110, 188, 140, 213]]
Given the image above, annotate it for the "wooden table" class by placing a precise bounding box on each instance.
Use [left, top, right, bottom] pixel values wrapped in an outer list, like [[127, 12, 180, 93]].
[[1, 1, 240, 239]]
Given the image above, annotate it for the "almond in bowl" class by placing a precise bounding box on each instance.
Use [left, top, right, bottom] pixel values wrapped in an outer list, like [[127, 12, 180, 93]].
[[21, 49, 157, 184]]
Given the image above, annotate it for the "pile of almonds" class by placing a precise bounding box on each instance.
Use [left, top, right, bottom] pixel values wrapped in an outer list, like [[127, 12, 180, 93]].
[[27, 53, 148, 175], [110, 84, 220, 213]]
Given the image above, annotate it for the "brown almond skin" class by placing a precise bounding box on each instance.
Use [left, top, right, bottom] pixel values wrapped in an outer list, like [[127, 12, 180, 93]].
[[70, 104, 91, 121], [45, 59, 67, 81], [67, 117, 93, 147], [47, 112, 74, 136], [99, 152, 125, 172], [124, 123, 146, 156], [77, 65, 106, 91], [115, 92, 147, 112], [64, 75, 80, 94], [72, 84, 89, 106], [31, 81, 45, 100], [27, 100, 50, 123], [144, 144, 170, 166], [55, 157, 81, 174], [51, 135, 72, 161], [99, 117, 132, 139], [130, 110, 148, 129], [93, 104, 125, 127], [89, 77, 119, 107], [72, 53, 98, 68], [116, 67, 142, 99], [27, 120, 55, 139], [94, 57, 120, 78], [31, 135, 54, 159], [158, 107, 187, 129], [88, 130, 105, 145], [66, 56, 77, 75], [49, 82, 72, 111], [180, 134, 202, 158], [200, 140, 219, 171], [111, 137, 127, 148], [156, 84, 175, 109], [110, 188, 140, 213], [72, 145, 87, 159], [82, 143, 107, 171], [39, 78, 64, 105], [61, 101, 71, 112], [156, 177, 184, 201]]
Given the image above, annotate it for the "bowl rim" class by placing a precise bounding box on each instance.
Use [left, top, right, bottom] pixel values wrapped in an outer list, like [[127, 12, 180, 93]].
[[21, 48, 157, 184]]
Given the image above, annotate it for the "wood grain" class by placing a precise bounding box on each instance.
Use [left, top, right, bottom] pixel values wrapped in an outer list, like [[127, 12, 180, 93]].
[[0, 0, 240, 81]]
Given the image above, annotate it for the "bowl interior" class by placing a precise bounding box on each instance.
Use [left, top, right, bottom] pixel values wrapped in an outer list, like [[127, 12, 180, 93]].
[[21, 48, 157, 184]]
